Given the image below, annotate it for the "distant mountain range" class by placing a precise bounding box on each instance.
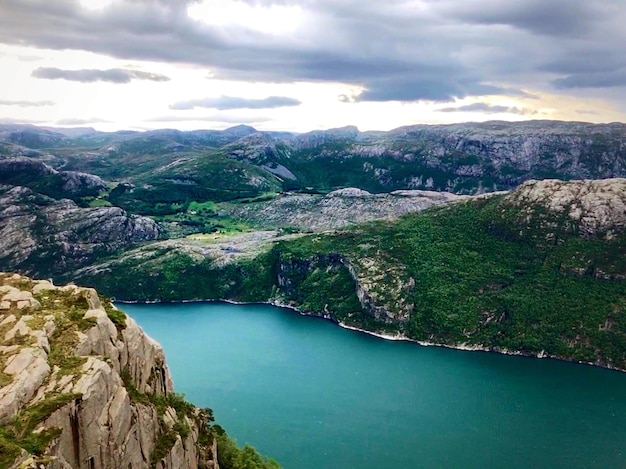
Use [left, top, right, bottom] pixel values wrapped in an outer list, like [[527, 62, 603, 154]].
[[1, 120, 625, 214]]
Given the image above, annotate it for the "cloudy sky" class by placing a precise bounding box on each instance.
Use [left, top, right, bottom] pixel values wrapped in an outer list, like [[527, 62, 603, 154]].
[[1, 0, 625, 132]]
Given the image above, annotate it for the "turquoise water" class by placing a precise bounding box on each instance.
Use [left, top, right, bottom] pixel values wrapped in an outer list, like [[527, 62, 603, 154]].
[[123, 302, 626, 469]]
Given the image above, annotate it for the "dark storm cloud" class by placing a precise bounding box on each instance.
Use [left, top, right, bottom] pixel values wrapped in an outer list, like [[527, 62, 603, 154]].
[[553, 68, 626, 89], [2, 0, 625, 103], [170, 95, 301, 110], [439, 0, 604, 37], [438, 103, 532, 115], [32, 67, 170, 83], [0, 100, 54, 107]]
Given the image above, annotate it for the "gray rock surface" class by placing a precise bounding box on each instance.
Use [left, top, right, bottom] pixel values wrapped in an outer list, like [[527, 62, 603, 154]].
[[224, 187, 464, 231], [0, 273, 217, 469], [0, 158, 106, 197], [503, 178, 626, 238], [0, 185, 160, 277]]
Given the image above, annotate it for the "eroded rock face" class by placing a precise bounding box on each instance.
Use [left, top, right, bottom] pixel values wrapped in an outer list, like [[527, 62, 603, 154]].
[[0, 273, 216, 469], [0, 185, 160, 278], [275, 254, 413, 323]]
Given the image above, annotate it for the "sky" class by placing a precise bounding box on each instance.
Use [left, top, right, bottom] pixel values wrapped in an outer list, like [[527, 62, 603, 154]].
[[1, 0, 625, 132]]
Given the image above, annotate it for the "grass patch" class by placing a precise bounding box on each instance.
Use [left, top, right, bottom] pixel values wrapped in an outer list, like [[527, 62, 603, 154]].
[[120, 369, 150, 405], [0, 372, 11, 387], [0, 393, 81, 464], [101, 296, 127, 332], [47, 315, 87, 377], [151, 430, 178, 468], [0, 437, 21, 468], [87, 197, 112, 208]]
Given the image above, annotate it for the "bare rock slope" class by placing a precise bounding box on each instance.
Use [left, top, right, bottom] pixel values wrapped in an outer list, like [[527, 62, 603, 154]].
[[502, 178, 626, 239], [224, 187, 464, 231]]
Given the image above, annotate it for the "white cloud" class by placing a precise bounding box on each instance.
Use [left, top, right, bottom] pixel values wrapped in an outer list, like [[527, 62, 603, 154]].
[[187, 0, 305, 35]]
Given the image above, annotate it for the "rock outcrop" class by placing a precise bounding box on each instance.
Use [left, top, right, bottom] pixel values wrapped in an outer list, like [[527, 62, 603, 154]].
[[0, 185, 160, 278], [0, 273, 218, 469], [224, 187, 464, 231], [0, 158, 107, 197], [501, 178, 626, 239]]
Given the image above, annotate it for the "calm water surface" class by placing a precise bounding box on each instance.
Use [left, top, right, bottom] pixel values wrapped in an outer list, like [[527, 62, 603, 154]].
[[122, 302, 626, 469]]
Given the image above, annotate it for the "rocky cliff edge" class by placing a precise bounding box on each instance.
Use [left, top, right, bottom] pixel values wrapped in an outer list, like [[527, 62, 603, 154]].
[[0, 273, 217, 469]]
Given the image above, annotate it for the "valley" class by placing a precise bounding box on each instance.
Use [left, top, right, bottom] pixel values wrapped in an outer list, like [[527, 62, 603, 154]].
[[0, 121, 624, 371]]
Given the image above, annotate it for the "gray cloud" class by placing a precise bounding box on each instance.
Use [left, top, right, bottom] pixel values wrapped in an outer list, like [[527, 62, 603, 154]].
[[553, 68, 626, 89], [17, 55, 43, 62], [438, 103, 533, 115], [439, 0, 606, 37], [0, 99, 54, 107], [32, 67, 170, 83], [170, 95, 301, 110], [0, 0, 624, 105]]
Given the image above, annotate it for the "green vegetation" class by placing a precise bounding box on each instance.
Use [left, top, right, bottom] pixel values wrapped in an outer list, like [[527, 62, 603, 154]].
[[149, 391, 198, 467], [86, 197, 113, 208], [156, 210, 253, 238], [216, 433, 281, 469], [35, 290, 96, 376], [107, 154, 281, 216], [0, 393, 81, 468], [78, 246, 279, 303], [81, 193, 626, 369], [101, 296, 127, 332], [269, 196, 626, 367], [0, 169, 104, 203]]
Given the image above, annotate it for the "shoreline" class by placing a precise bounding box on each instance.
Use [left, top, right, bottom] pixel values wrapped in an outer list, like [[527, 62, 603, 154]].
[[338, 323, 622, 372], [115, 297, 623, 373]]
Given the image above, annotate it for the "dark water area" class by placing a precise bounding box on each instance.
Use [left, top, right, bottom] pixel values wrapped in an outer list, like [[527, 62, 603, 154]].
[[123, 301, 626, 469]]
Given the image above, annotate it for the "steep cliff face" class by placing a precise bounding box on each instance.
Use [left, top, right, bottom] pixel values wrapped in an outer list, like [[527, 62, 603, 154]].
[[0, 273, 217, 469], [0, 185, 160, 278], [228, 121, 626, 195], [274, 254, 411, 324]]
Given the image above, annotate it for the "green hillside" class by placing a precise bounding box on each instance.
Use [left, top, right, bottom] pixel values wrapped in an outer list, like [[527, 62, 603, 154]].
[[77, 179, 626, 370]]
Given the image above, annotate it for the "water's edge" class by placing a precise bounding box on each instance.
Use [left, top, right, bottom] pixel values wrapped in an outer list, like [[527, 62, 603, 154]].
[[116, 297, 624, 373]]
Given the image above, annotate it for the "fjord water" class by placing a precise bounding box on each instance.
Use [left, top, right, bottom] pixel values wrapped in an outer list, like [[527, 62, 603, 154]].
[[123, 302, 626, 469]]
